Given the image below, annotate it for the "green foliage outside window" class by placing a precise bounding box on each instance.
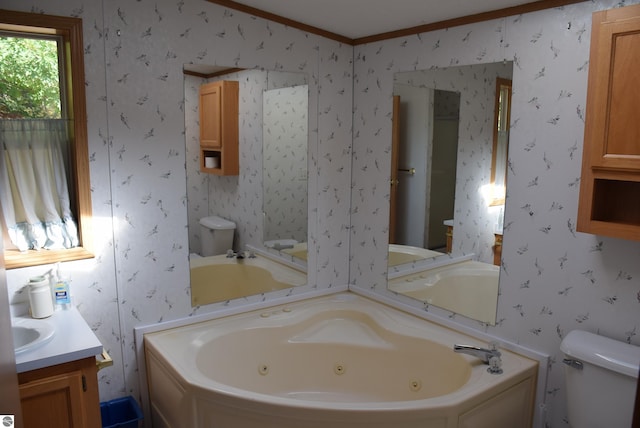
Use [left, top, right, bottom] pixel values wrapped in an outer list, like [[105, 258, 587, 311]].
[[0, 36, 62, 119]]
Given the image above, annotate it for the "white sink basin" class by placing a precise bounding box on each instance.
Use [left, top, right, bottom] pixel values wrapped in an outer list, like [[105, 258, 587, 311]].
[[12, 318, 55, 354]]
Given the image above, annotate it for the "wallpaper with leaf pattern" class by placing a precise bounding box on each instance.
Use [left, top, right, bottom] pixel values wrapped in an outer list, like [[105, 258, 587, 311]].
[[262, 84, 309, 244]]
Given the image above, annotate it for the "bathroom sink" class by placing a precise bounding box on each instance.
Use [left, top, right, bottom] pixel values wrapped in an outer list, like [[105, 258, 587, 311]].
[[12, 318, 55, 354]]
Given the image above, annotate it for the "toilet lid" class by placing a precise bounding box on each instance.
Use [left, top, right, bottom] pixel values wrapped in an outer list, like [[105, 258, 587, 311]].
[[199, 216, 236, 230], [560, 330, 640, 377]]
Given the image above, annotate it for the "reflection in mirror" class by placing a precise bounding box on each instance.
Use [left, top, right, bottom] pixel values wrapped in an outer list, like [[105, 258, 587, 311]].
[[184, 65, 308, 305], [387, 61, 513, 325], [262, 83, 308, 262], [489, 78, 512, 206], [390, 86, 460, 258]]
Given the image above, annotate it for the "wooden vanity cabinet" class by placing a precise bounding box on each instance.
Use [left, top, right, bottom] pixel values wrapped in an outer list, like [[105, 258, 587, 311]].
[[18, 357, 100, 428], [199, 80, 239, 175], [578, 4, 640, 241]]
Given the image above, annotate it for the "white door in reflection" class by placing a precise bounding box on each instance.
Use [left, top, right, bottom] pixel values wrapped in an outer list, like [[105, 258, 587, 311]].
[[393, 85, 459, 251]]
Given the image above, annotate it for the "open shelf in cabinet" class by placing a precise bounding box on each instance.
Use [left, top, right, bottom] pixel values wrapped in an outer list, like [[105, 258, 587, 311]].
[[200, 149, 223, 174], [591, 179, 640, 225]]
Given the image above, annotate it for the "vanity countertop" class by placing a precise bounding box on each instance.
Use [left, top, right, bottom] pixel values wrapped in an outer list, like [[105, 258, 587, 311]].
[[13, 306, 103, 373]]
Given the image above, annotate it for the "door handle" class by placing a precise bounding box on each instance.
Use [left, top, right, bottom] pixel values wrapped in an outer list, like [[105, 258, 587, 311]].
[[398, 167, 416, 175]]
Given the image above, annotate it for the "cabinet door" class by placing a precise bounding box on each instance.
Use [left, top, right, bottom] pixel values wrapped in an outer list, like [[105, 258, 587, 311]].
[[18, 357, 100, 428], [198, 80, 239, 175], [585, 5, 640, 171], [20, 371, 85, 427], [199, 83, 222, 149]]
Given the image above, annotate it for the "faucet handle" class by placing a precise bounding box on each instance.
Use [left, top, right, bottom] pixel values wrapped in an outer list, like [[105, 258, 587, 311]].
[[488, 341, 501, 355], [226, 249, 235, 258], [488, 355, 503, 374], [487, 342, 502, 374]]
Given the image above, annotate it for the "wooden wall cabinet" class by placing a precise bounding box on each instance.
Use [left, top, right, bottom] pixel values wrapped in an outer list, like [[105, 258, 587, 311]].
[[18, 357, 100, 428], [199, 80, 239, 175], [578, 4, 640, 241]]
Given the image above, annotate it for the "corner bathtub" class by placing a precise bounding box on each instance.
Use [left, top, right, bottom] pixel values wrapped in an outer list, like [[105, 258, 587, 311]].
[[144, 293, 537, 428], [388, 261, 499, 325]]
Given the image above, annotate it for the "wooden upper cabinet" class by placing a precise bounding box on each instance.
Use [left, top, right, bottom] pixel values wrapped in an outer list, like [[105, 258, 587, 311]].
[[586, 5, 640, 170], [199, 80, 239, 175], [200, 82, 223, 148], [578, 4, 640, 240]]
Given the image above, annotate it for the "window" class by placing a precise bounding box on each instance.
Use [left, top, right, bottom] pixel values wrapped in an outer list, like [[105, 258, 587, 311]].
[[0, 9, 93, 269]]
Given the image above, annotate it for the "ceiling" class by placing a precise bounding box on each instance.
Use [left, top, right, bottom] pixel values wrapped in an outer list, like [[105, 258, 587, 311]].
[[210, 0, 583, 43]]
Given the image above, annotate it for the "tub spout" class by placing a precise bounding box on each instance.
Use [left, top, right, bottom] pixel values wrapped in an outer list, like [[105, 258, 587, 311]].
[[453, 344, 502, 373], [226, 249, 246, 261]]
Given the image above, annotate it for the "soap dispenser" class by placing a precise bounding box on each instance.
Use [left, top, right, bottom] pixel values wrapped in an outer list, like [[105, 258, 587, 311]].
[[53, 263, 72, 309]]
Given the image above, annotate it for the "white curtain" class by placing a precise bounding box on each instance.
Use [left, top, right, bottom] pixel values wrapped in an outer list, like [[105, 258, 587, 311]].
[[0, 119, 79, 251]]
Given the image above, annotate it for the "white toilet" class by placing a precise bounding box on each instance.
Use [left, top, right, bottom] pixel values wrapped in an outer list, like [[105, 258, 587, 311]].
[[199, 215, 236, 256], [560, 329, 640, 428]]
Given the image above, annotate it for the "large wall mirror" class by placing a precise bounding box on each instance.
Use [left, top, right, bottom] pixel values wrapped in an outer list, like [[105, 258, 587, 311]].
[[184, 64, 309, 305], [387, 61, 513, 324]]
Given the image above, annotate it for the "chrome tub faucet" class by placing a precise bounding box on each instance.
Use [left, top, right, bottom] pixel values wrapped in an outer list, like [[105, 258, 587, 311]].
[[453, 344, 503, 374]]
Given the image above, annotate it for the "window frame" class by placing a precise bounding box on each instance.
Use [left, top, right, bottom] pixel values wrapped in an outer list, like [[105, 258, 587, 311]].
[[488, 77, 512, 207], [1, 9, 94, 269]]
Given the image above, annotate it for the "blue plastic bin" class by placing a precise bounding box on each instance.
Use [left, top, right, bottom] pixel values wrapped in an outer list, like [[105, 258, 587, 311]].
[[100, 396, 143, 428]]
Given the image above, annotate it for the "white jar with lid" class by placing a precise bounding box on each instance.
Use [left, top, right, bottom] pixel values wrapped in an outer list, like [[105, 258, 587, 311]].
[[28, 275, 54, 318]]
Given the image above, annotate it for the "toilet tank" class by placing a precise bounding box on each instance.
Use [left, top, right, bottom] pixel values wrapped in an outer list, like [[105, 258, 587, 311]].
[[560, 330, 640, 428], [199, 216, 236, 257]]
